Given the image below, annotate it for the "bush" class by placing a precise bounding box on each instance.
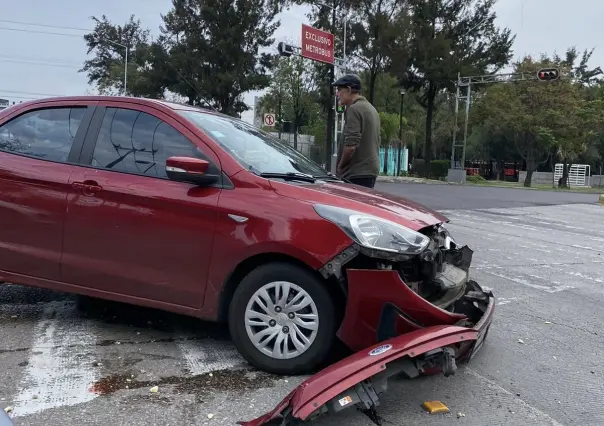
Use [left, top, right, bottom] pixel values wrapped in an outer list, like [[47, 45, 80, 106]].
[[410, 159, 449, 179], [467, 175, 486, 183], [431, 160, 449, 179]]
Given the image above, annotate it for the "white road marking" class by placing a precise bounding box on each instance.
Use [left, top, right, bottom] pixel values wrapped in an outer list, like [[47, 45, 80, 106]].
[[177, 338, 246, 376], [466, 368, 565, 426], [12, 301, 99, 417]]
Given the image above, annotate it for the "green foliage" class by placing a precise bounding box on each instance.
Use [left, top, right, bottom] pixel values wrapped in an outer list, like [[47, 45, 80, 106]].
[[390, 0, 514, 178], [431, 160, 450, 178], [379, 112, 402, 146], [472, 50, 602, 186], [81, 0, 280, 116], [466, 174, 486, 183], [411, 159, 449, 179]]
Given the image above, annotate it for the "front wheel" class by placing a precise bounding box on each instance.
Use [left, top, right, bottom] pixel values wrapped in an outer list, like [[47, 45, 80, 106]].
[[228, 262, 337, 375]]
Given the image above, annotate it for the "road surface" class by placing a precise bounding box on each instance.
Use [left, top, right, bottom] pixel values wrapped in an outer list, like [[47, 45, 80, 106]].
[[1, 184, 602, 425]]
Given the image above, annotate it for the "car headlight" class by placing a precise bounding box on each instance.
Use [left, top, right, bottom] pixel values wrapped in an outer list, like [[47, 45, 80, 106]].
[[314, 204, 431, 255]]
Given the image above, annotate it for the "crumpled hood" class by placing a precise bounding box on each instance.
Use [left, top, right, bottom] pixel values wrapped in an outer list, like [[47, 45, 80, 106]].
[[269, 180, 448, 231]]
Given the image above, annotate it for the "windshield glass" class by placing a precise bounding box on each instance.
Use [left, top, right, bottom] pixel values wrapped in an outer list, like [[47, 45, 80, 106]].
[[178, 110, 329, 177]]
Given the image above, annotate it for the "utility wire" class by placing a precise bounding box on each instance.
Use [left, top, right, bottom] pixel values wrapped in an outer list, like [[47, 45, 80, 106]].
[[0, 19, 92, 32], [0, 26, 84, 38], [0, 89, 67, 97], [0, 54, 82, 65], [0, 59, 80, 68]]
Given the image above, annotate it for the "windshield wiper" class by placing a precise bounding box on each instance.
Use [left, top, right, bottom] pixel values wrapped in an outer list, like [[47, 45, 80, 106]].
[[259, 172, 316, 183], [314, 172, 342, 181]]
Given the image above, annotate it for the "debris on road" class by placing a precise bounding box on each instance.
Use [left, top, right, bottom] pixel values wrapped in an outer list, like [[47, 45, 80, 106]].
[[207, 413, 215, 419], [150, 386, 159, 393], [422, 400, 450, 414], [517, 339, 525, 344], [457, 412, 466, 418], [544, 321, 552, 324], [3, 407, 12, 414]]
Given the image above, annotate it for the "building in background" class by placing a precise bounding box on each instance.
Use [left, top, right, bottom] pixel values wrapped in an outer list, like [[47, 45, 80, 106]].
[[0, 98, 9, 111]]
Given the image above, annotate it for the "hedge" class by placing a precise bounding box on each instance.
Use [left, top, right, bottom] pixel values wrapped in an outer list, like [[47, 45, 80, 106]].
[[411, 159, 450, 179]]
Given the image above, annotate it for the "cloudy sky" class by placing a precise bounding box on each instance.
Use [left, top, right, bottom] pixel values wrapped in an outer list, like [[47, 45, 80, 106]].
[[1, 0, 602, 124]]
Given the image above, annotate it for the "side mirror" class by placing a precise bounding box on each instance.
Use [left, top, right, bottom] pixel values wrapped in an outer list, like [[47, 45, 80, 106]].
[[165, 156, 219, 186]]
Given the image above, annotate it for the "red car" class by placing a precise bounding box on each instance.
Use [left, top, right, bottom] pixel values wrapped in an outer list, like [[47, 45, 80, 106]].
[[0, 97, 494, 425]]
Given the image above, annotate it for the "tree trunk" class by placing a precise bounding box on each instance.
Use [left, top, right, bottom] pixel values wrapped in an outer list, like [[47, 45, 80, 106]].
[[559, 160, 569, 188], [383, 145, 388, 174], [524, 169, 534, 187], [424, 81, 436, 179], [369, 66, 378, 105]]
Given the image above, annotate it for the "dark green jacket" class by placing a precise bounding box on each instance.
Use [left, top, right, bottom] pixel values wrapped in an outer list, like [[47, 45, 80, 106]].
[[336, 96, 381, 179]]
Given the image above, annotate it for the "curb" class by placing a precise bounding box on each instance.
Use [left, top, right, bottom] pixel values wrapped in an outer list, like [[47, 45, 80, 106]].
[[376, 177, 456, 185]]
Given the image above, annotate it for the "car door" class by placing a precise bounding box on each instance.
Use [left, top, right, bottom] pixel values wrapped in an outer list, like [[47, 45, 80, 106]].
[[0, 103, 95, 281], [61, 102, 222, 309]]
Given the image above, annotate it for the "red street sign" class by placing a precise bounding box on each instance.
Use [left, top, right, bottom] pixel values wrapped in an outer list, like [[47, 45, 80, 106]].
[[301, 24, 335, 65]]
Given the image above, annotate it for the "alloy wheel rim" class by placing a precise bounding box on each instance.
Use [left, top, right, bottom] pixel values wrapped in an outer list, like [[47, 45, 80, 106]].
[[244, 281, 319, 360]]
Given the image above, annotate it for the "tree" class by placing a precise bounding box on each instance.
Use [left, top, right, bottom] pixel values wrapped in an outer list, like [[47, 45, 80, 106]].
[[379, 111, 403, 173], [81, 15, 163, 97], [259, 56, 319, 147], [347, 0, 407, 104], [160, 0, 280, 116], [473, 56, 594, 187], [390, 0, 514, 178]]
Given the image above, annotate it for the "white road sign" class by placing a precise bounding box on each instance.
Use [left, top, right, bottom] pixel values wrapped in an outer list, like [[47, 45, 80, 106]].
[[263, 113, 276, 127]]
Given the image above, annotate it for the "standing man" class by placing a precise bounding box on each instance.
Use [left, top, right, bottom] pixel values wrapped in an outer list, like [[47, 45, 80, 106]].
[[333, 74, 381, 188]]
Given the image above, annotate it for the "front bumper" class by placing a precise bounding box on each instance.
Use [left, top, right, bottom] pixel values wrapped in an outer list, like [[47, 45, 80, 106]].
[[239, 269, 495, 426]]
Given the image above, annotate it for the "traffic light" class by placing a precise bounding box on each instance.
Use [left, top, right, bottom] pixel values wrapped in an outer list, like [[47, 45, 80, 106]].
[[277, 42, 295, 57], [537, 68, 560, 81]]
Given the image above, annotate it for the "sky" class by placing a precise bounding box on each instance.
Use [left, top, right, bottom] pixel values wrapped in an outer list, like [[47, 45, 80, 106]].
[[1, 0, 603, 124]]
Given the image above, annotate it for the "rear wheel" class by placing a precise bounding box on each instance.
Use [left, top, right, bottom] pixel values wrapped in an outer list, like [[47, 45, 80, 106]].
[[228, 262, 337, 375]]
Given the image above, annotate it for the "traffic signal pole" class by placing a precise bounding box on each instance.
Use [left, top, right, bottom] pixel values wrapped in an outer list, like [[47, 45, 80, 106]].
[[324, 3, 337, 172], [448, 69, 560, 183]]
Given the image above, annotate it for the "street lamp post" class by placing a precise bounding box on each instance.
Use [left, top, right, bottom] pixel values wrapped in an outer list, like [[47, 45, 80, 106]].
[[397, 88, 406, 176], [107, 40, 128, 95]]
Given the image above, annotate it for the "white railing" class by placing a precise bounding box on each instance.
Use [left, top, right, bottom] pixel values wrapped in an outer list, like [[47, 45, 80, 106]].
[[554, 163, 591, 187]]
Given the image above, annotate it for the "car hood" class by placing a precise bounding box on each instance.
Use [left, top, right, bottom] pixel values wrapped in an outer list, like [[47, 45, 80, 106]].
[[269, 180, 448, 231]]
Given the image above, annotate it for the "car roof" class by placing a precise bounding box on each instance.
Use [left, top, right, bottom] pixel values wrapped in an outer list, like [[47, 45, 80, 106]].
[[5, 95, 231, 118]]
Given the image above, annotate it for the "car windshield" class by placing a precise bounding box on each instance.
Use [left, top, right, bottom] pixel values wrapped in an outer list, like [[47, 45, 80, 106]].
[[178, 110, 330, 177]]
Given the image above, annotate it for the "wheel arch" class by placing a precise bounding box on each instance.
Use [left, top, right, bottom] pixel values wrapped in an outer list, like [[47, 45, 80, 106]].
[[218, 252, 345, 324]]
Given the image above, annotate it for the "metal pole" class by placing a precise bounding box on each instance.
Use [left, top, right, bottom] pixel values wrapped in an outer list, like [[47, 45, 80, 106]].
[[342, 17, 347, 72], [397, 92, 404, 176], [124, 46, 128, 95], [461, 82, 471, 169], [450, 73, 460, 169], [325, 2, 337, 172]]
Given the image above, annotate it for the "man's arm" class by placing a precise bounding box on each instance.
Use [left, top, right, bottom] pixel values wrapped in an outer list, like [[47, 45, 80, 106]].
[[337, 108, 361, 173]]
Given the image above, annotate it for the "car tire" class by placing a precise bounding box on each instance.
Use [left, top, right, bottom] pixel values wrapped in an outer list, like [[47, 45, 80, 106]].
[[228, 262, 337, 376]]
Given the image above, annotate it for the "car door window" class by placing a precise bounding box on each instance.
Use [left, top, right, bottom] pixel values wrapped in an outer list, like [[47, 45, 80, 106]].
[[0, 107, 86, 162], [91, 107, 217, 178]]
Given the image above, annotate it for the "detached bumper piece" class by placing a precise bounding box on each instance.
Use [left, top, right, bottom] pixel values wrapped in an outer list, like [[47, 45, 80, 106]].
[[239, 268, 495, 426], [238, 326, 479, 426]]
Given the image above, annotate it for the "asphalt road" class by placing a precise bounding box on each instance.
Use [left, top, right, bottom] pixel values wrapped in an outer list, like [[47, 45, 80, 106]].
[[1, 184, 603, 426]]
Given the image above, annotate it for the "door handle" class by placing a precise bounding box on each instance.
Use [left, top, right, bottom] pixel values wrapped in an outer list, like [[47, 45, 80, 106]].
[[72, 180, 103, 196]]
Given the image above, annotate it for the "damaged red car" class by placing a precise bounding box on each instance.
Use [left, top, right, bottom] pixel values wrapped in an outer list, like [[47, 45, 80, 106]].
[[0, 97, 494, 425]]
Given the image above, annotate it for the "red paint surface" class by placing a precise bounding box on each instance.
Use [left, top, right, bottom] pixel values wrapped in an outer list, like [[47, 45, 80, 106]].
[[0, 96, 447, 322], [239, 326, 479, 426], [337, 269, 467, 351], [301, 24, 335, 65]]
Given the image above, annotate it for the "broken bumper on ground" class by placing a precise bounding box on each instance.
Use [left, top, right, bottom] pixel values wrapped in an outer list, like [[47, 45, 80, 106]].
[[239, 269, 495, 426]]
